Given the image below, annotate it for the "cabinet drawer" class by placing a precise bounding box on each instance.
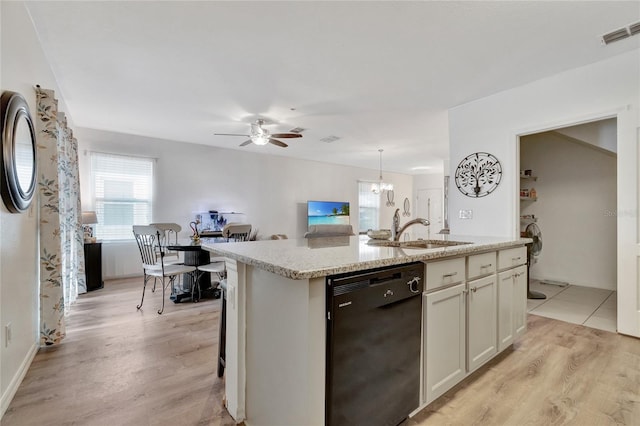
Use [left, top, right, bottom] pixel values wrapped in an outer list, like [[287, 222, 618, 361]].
[[498, 246, 527, 270], [467, 251, 496, 280], [426, 257, 465, 291]]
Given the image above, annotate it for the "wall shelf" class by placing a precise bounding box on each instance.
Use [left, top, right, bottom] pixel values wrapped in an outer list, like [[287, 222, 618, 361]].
[[520, 175, 538, 181]]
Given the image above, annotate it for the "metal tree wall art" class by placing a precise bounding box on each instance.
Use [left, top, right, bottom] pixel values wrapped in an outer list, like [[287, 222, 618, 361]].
[[454, 152, 503, 197]]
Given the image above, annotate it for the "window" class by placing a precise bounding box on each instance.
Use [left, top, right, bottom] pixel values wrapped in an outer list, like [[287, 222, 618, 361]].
[[358, 181, 379, 233], [90, 152, 154, 240]]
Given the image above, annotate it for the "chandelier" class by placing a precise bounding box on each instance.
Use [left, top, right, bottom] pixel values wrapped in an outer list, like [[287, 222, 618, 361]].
[[371, 149, 393, 194]]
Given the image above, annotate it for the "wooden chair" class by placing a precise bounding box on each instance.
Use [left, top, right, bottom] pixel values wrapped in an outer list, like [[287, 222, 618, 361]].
[[133, 225, 196, 314]]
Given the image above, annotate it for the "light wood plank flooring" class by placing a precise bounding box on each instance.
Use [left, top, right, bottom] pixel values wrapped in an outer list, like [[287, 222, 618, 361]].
[[3, 277, 639, 425], [2, 277, 236, 426], [410, 315, 640, 425]]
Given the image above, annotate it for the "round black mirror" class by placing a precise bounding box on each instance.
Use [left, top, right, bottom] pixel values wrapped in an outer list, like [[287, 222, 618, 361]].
[[1, 91, 37, 213]]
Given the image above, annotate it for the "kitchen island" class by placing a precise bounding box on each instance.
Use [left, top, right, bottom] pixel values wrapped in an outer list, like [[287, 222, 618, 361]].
[[203, 234, 530, 425]]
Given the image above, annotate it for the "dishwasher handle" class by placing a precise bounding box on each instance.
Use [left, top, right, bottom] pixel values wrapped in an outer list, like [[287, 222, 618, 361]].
[[370, 272, 402, 285]]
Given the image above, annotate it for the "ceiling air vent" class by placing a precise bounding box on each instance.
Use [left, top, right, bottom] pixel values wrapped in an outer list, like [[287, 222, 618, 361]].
[[602, 27, 630, 45], [289, 127, 306, 134], [320, 135, 340, 143], [629, 21, 640, 36]]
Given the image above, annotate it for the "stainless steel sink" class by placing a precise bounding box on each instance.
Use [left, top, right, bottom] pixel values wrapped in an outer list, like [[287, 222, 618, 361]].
[[367, 239, 472, 249]]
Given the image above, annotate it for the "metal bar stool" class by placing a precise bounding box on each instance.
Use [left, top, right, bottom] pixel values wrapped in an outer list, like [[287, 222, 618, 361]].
[[196, 260, 226, 376]]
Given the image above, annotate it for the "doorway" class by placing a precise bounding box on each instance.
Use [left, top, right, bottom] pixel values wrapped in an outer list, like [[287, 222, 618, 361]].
[[417, 188, 443, 239], [519, 118, 617, 332]]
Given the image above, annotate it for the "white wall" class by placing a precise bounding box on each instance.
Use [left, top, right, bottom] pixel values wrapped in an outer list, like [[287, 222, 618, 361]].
[[75, 128, 415, 278], [0, 1, 71, 416], [555, 118, 617, 154], [448, 50, 639, 336], [521, 132, 616, 290]]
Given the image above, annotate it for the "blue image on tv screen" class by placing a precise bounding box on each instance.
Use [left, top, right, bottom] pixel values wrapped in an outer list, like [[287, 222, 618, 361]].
[[307, 200, 350, 227]]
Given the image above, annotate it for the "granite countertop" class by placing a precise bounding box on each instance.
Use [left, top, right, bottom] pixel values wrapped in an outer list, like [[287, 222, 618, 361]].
[[202, 235, 531, 280]]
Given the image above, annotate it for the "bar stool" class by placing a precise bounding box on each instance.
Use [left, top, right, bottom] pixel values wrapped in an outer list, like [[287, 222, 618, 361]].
[[216, 279, 227, 377], [196, 261, 226, 376]]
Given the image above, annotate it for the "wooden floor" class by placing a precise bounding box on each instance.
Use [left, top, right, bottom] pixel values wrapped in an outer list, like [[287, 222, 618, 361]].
[[3, 277, 640, 425], [410, 315, 640, 426], [2, 277, 236, 426]]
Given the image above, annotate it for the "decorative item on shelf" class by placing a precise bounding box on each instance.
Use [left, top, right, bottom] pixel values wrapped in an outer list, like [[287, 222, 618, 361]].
[[455, 152, 502, 197], [189, 219, 201, 244], [403, 197, 411, 217], [529, 188, 537, 199], [371, 149, 393, 194], [81, 211, 98, 243], [386, 190, 395, 207]]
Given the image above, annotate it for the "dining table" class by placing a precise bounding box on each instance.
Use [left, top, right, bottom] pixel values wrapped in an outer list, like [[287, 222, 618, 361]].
[[166, 237, 227, 302]]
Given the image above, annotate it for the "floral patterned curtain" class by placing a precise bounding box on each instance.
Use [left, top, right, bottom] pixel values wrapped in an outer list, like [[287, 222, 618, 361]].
[[36, 87, 86, 346]]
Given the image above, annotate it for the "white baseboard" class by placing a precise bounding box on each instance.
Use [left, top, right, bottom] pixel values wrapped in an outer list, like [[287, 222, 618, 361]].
[[0, 342, 38, 419]]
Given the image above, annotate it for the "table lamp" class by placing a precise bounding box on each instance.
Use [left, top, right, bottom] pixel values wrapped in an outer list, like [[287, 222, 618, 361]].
[[82, 211, 98, 243]]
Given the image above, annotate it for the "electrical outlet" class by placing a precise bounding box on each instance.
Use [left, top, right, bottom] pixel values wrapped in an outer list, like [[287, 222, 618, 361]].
[[459, 209, 473, 219], [5, 323, 12, 347]]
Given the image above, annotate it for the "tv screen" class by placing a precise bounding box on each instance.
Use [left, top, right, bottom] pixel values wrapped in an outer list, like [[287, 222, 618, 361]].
[[307, 200, 350, 227]]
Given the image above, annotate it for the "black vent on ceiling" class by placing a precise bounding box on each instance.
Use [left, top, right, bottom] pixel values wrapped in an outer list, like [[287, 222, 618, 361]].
[[320, 136, 341, 143]]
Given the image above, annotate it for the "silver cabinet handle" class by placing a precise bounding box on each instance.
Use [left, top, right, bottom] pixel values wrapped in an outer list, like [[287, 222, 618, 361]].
[[443, 272, 458, 278], [512, 257, 521, 261], [470, 287, 477, 293], [384, 289, 394, 298], [462, 289, 469, 295], [481, 263, 493, 268]]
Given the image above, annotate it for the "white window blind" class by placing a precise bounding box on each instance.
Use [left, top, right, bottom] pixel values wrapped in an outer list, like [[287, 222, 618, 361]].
[[358, 181, 380, 233], [90, 152, 154, 241]]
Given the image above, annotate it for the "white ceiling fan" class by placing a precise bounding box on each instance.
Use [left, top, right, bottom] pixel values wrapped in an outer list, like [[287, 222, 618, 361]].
[[214, 119, 303, 148]]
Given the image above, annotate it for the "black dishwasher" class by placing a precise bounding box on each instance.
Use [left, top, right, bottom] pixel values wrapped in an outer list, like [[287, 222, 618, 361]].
[[326, 262, 424, 426]]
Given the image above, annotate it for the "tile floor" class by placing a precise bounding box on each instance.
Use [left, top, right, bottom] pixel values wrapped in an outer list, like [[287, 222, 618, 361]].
[[526, 280, 617, 333]]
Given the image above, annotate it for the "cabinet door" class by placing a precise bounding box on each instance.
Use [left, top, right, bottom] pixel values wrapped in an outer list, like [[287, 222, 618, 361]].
[[497, 270, 515, 351], [513, 265, 528, 338], [424, 283, 466, 404], [467, 274, 497, 372]]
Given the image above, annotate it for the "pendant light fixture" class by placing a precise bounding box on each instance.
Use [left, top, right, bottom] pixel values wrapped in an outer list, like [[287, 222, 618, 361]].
[[371, 149, 393, 194]]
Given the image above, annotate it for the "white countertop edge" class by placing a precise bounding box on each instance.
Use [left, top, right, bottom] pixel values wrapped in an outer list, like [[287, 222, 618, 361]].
[[203, 237, 532, 280]]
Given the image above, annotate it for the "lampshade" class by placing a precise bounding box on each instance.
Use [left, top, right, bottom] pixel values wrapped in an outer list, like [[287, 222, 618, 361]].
[[82, 211, 98, 224]]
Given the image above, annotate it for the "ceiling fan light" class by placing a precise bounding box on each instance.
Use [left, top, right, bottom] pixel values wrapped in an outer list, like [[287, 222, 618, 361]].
[[251, 134, 269, 145]]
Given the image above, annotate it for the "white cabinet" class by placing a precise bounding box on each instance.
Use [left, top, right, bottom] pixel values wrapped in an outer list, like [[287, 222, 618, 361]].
[[422, 247, 526, 408], [467, 274, 498, 372], [513, 265, 527, 338], [497, 249, 528, 351], [423, 283, 466, 404]]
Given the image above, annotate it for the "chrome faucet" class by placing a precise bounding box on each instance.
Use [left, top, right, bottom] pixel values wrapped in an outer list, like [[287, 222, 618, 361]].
[[391, 208, 430, 241]]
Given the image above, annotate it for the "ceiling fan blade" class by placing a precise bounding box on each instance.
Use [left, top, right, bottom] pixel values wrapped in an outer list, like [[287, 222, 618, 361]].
[[214, 133, 250, 137], [270, 133, 302, 139], [239, 139, 252, 147], [268, 138, 288, 148]]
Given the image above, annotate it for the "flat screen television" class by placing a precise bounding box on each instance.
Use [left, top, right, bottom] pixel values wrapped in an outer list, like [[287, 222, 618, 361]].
[[307, 200, 350, 227]]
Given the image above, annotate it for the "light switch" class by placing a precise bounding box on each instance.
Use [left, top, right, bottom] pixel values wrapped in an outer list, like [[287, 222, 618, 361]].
[[459, 209, 473, 219]]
